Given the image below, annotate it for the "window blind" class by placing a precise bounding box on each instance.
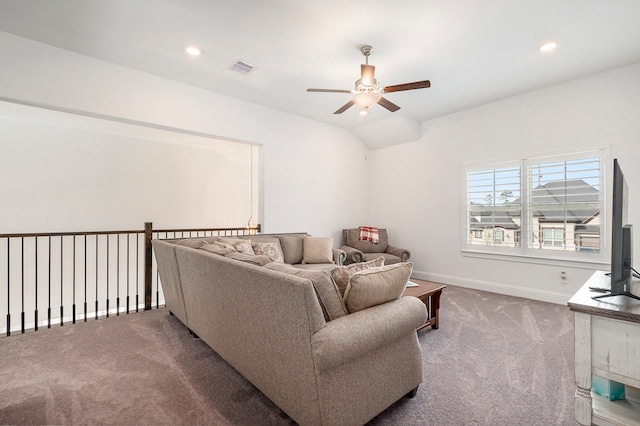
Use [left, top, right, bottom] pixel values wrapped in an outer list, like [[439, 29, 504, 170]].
[[526, 157, 601, 252], [466, 166, 521, 248]]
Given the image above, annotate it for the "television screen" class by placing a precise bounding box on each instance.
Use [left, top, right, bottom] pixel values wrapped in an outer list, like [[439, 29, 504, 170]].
[[592, 158, 639, 300], [611, 159, 631, 291]]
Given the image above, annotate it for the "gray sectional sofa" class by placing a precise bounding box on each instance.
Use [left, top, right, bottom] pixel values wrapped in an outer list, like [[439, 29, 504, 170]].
[[152, 234, 427, 426]]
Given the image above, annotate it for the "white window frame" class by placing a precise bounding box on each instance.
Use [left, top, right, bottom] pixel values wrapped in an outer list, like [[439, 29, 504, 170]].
[[462, 148, 608, 264], [542, 228, 564, 247], [464, 159, 522, 256]]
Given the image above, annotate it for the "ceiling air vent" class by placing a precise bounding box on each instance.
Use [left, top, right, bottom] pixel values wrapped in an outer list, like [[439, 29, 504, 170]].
[[231, 60, 256, 74]]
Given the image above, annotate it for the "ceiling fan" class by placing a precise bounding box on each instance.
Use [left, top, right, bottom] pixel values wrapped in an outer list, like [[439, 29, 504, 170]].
[[307, 45, 431, 115]]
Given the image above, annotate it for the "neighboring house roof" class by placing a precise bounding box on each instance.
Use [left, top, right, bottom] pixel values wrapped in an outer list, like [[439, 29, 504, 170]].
[[529, 179, 600, 224], [470, 179, 599, 230], [469, 210, 520, 230], [575, 224, 600, 234]]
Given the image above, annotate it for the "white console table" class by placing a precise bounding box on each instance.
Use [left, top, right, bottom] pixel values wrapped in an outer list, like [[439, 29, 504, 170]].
[[568, 271, 640, 425]]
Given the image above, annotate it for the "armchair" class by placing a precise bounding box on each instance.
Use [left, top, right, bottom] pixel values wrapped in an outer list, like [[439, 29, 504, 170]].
[[341, 228, 411, 265]]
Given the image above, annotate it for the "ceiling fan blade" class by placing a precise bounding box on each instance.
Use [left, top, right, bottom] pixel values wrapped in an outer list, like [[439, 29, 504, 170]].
[[334, 100, 355, 114], [378, 97, 401, 112], [360, 64, 376, 86], [307, 88, 352, 93], [383, 80, 431, 93]]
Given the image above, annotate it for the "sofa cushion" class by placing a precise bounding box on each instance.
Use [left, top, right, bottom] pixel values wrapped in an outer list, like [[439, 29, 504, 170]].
[[200, 244, 234, 256], [251, 241, 284, 263], [362, 252, 401, 265], [330, 256, 385, 297], [219, 237, 255, 255], [174, 238, 210, 249], [279, 235, 304, 264], [225, 252, 271, 266], [201, 236, 221, 245], [264, 263, 347, 321], [345, 228, 388, 253], [302, 237, 334, 264], [343, 262, 412, 314], [292, 264, 339, 271], [214, 241, 237, 252]]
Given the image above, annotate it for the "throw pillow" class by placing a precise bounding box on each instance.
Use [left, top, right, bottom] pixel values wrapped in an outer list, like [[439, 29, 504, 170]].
[[343, 262, 413, 314], [251, 241, 284, 263], [279, 235, 304, 264], [330, 256, 385, 297], [264, 263, 347, 321], [301, 236, 334, 264], [218, 237, 255, 255], [225, 252, 271, 266]]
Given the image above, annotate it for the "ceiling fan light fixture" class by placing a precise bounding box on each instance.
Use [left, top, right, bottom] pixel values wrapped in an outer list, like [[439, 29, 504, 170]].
[[307, 44, 430, 115], [353, 91, 381, 108], [354, 78, 380, 93]]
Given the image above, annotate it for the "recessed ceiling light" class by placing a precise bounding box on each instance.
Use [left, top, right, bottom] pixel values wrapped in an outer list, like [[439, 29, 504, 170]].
[[185, 46, 202, 56], [539, 41, 557, 53]]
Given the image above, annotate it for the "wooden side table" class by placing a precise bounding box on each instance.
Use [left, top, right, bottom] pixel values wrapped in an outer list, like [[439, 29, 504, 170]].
[[403, 279, 446, 331], [567, 271, 640, 426]]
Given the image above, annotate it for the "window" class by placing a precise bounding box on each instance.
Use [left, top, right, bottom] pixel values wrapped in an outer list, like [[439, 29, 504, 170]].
[[542, 228, 564, 247], [526, 156, 602, 254], [466, 164, 521, 249], [463, 150, 605, 260]]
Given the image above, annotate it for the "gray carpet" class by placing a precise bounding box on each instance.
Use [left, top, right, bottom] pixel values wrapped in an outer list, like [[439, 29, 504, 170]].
[[0, 285, 577, 425]]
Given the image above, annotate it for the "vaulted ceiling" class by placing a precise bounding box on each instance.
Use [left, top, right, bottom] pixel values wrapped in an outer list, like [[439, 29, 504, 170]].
[[1, 0, 640, 149]]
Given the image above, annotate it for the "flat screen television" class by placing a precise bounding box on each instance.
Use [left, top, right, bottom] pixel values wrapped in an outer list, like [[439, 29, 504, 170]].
[[592, 158, 640, 300]]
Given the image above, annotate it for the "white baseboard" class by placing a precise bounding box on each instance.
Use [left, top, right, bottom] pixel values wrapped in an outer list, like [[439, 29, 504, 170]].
[[411, 270, 572, 305]]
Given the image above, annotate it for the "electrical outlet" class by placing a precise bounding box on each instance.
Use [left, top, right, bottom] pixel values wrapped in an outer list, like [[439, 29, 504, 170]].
[[559, 271, 569, 285]]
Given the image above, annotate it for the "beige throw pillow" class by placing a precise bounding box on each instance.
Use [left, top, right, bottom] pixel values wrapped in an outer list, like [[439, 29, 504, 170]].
[[219, 237, 255, 255], [301, 236, 334, 264], [251, 241, 284, 263], [279, 236, 304, 264], [343, 262, 413, 313], [264, 263, 347, 321], [330, 256, 385, 297]]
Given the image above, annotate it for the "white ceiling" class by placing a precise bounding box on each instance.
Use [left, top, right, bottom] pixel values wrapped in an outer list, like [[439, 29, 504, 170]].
[[1, 0, 640, 149]]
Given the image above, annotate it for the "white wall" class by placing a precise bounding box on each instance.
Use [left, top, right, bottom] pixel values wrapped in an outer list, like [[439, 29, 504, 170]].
[[0, 31, 370, 243], [370, 62, 640, 304], [0, 101, 262, 232]]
